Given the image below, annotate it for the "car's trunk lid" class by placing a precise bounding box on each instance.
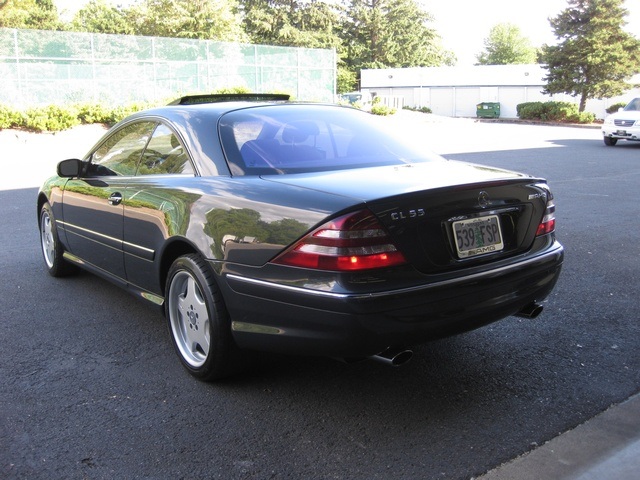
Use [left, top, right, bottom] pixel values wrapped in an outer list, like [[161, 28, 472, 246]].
[[263, 162, 551, 273]]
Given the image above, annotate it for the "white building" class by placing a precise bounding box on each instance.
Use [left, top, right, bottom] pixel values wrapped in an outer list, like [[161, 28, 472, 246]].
[[361, 65, 640, 119]]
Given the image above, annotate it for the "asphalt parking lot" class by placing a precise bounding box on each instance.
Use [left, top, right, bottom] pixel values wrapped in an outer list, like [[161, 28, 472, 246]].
[[1, 113, 639, 479]]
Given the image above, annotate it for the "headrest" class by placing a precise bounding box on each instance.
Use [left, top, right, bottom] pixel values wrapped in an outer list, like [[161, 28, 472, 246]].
[[282, 121, 319, 143]]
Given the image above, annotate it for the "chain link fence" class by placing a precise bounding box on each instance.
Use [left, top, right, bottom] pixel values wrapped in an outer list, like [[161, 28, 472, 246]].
[[0, 28, 336, 107]]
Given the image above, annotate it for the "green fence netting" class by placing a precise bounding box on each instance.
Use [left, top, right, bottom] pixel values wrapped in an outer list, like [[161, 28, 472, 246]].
[[0, 28, 336, 107]]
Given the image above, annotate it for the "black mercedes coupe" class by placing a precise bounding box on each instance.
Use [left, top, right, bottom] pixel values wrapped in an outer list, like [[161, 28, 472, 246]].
[[37, 94, 563, 380]]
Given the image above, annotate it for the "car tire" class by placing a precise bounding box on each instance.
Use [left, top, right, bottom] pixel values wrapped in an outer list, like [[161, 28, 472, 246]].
[[603, 136, 617, 146], [39, 202, 76, 277], [165, 254, 245, 381]]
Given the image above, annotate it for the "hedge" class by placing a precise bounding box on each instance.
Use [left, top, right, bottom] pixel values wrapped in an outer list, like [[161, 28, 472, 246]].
[[0, 102, 152, 132], [516, 101, 595, 124], [0, 87, 295, 132], [370, 96, 397, 116], [1, 97, 598, 132], [606, 102, 626, 114]]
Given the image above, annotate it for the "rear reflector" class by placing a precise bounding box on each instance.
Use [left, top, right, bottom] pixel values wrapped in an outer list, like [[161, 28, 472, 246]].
[[272, 209, 407, 271]]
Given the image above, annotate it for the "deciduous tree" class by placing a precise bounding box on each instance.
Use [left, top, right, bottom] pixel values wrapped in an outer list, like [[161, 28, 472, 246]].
[[476, 23, 538, 65], [0, 0, 60, 29], [70, 0, 133, 34]]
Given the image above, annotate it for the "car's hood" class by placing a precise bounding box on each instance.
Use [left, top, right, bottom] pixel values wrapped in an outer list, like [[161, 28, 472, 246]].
[[261, 160, 532, 202]]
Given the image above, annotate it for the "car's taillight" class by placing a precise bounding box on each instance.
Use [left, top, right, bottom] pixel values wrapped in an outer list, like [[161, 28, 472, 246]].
[[536, 196, 556, 236], [272, 209, 407, 271]]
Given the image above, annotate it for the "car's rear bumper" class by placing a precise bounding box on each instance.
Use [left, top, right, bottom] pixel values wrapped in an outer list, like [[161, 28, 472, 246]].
[[219, 241, 564, 358]]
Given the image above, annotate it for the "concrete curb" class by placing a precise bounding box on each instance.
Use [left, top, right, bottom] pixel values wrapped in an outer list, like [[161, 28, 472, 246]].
[[477, 392, 640, 480]]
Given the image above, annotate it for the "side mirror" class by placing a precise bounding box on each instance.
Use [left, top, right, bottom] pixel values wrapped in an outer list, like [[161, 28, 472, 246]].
[[618, 107, 624, 112], [57, 159, 83, 178]]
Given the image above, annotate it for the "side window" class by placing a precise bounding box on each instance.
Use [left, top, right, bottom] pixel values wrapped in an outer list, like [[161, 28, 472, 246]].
[[90, 122, 155, 176], [138, 124, 194, 175]]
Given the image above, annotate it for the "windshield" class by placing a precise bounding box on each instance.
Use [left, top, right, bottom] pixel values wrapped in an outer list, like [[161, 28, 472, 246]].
[[218, 105, 442, 175], [623, 98, 640, 111]]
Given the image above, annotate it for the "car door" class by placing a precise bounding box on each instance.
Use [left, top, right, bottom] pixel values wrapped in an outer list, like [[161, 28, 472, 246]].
[[61, 121, 156, 280], [121, 122, 197, 296]]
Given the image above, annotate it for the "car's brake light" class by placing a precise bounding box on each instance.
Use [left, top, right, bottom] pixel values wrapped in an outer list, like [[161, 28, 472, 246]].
[[272, 209, 407, 271], [536, 197, 556, 236]]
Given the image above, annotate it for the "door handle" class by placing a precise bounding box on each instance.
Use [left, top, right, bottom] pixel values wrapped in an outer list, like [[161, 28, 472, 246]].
[[108, 192, 123, 205]]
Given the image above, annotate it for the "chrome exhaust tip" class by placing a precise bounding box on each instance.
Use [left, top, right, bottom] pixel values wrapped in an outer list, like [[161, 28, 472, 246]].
[[515, 302, 544, 319], [370, 347, 413, 367]]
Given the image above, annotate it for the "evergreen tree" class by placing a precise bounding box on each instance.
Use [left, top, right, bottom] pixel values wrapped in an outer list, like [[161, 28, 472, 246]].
[[542, 0, 640, 111], [242, 0, 349, 91], [241, 0, 342, 50], [476, 23, 538, 65], [344, 0, 454, 70], [129, 0, 247, 42]]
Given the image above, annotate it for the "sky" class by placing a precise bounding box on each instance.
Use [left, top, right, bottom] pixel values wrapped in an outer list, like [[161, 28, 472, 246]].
[[55, 0, 640, 67], [424, 0, 640, 65]]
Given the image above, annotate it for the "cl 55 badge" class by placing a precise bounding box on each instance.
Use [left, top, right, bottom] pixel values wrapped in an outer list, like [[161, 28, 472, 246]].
[[390, 208, 425, 221]]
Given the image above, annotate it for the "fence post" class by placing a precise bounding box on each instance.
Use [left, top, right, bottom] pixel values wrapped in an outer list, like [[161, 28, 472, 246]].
[[254, 45, 259, 92], [13, 29, 23, 106], [297, 49, 301, 100], [91, 33, 97, 103], [152, 37, 157, 102]]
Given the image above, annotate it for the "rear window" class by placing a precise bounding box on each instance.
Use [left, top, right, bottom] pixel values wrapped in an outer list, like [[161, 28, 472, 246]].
[[218, 105, 441, 175]]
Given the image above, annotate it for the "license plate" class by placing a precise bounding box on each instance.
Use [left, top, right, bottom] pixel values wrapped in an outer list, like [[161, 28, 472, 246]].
[[453, 215, 504, 258]]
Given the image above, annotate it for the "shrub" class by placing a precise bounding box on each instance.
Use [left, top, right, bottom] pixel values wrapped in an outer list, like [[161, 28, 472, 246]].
[[105, 102, 149, 124], [370, 96, 396, 116], [516, 101, 594, 124], [371, 103, 396, 116], [517, 102, 546, 120], [74, 102, 113, 124], [545, 101, 578, 122], [23, 105, 79, 132], [0, 104, 24, 129], [403, 105, 432, 114], [209, 86, 295, 101], [606, 102, 626, 114], [576, 111, 596, 123], [1, 100, 156, 132], [214, 86, 252, 94]]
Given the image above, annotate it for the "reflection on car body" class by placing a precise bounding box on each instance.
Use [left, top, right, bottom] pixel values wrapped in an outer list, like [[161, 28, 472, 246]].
[[37, 94, 563, 380]]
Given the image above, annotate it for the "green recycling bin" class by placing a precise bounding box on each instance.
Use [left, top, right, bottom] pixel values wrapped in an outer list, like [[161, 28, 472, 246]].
[[476, 102, 500, 118]]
